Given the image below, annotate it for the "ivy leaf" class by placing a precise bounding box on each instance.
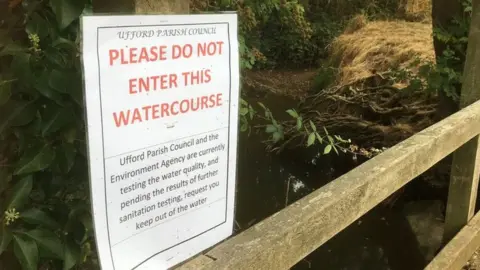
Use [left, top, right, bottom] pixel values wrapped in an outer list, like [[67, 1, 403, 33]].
[[63, 240, 80, 270], [34, 71, 64, 103], [0, 43, 26, 57], [21, 229, 63, 259], [265, 124, 276, 133], [0, 169, 11, 194], [239, 107, 249, 116], [6, 176, 33, 210], [41, 106, 73, 136], [0, 226, 12, 255], [11, 53, 32, 82], [307, 132, 315, 147], [56, 143, 76, 173], [0, 79, 12, 106], [49, 70, 77, 93], [13, 234, 38, 270], [0, 100, 36, 134], [324, 144, 332, 154], [14, 145, 56, 175], [240, 121, 248, 132], [50, 0, 86, 30], [21, 209, 60, 230], [25, 13, 49, 39]]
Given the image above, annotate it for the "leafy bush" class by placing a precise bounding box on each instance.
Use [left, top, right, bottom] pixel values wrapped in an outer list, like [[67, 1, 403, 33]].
[[0, 1, 95, 269], [390, 0, 471, 102]]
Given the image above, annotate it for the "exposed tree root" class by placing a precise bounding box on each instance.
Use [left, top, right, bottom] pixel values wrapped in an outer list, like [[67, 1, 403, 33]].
[[289, 73, 438, 148]]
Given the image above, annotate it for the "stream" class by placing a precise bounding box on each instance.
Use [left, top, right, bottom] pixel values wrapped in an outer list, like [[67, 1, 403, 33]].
[[232, 87, 449, 270]]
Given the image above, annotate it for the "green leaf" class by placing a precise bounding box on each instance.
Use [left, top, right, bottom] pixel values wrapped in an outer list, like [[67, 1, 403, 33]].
[[323, 126, 330, 136], [315, 132, 323, 144], [257, 102, 266, 110], [0, 79, 13, 106], [272, 132, 282, 142], [286, 109, 298, 118], [307, 132, 315, 147], [49, 70, 77, 93], [63, 240, 80, 270], [41, 106, 73, 136], [265, 124, 276, 133], [6, 176, 33, 210], [35, 71, 64, 102], [21, 229, 63, 259], [296, 117, 302, 130], [14, 145, 56, 175], [239, 107, 249, 116], [56, 143, 76, 173], [309, 120, 317, 132], [240, 122, 248, 132], [0, 100, 36, 134], [327, 135, 334, 144], [21, 209, 60, 230], [13, 234, 38, 270], [0, 226, 12, 255], [248, 105, 254, 120], [25, 13, 49, 39], [324, 144, 332, 154], [0, 43, 27, 57], [50, 0, 86, 30], [0, 169, 11, 194], [11, 53, 32, 82]]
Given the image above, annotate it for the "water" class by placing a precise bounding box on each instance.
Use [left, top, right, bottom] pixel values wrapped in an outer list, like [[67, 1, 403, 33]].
[[232, 89, 441, 270]]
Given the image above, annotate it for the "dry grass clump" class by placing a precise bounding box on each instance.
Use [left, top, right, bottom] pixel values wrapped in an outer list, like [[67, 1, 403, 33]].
[[398, 0, 432, 22], [329, 20, 435, 85], [344, 14, 368, 34]]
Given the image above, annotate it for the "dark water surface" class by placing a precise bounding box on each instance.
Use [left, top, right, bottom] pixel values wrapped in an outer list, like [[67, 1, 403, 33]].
[[231, 89, 444, 270]]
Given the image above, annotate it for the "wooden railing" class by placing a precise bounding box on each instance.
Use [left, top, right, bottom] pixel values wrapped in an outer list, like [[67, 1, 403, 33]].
[[176, 1, 480, 268], [175, 99, 480, 270]]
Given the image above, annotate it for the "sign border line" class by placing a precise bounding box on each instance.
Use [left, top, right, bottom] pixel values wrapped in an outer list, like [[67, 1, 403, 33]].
[[95, 22, 233, 270]]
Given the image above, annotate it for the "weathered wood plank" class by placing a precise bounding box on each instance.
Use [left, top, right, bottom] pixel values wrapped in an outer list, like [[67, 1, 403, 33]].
[[176, 100, 480, 270], [443, 0, 480, 243], [426, 211, 480, 270]]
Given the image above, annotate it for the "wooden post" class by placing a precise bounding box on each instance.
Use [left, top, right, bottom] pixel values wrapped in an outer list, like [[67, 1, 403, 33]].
[[93, 0, 189, 14], [443, 0, 480, 243]]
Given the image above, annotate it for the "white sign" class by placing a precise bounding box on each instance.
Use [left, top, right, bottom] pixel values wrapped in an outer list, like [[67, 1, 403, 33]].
[[81, 14, 239, 270]]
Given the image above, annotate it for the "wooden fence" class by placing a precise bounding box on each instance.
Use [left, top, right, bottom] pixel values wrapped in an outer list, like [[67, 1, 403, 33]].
[[174, 1, 480, 268], [175, 99, 480, 270]]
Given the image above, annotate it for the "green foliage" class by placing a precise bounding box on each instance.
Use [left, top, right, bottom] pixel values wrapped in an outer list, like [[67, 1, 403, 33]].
[[0, 1, 94, 269], [239, 99, 353, 156], [389, 0, 471, 101]]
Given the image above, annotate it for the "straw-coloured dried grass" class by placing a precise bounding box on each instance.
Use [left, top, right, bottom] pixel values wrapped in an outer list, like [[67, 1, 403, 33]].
[[329, 19, 435, 85]]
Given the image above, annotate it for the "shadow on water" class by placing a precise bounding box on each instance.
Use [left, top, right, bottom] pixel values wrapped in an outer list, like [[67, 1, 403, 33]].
[[233, 89, 433, 270]]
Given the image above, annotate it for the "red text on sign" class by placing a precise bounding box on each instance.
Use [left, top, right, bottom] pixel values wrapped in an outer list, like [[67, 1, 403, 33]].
[[109, 45, 168, 66], [112, 93, 223, 127], [129, 73, 179, 94]]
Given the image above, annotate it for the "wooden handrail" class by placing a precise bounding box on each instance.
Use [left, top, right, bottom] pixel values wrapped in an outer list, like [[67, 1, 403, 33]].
[[176, 100, 480, 270], [426, 211, 480, 270]]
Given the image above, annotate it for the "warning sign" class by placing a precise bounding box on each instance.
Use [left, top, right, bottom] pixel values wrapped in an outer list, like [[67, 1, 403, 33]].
[[81, 14, 239, 270]]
